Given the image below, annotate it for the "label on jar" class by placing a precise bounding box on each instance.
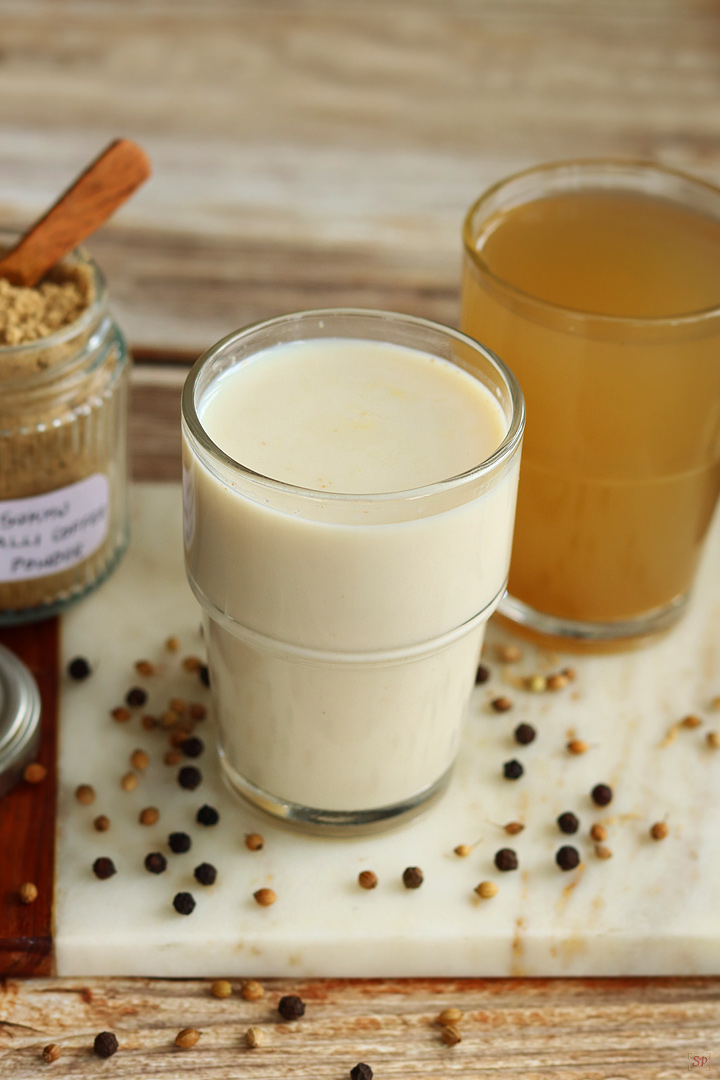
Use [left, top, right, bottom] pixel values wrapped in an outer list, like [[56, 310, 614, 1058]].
[[0, 474, 110, 582]]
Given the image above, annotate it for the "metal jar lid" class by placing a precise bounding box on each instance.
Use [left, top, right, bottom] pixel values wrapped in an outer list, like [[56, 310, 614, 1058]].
[[0, 643, 42, 798]]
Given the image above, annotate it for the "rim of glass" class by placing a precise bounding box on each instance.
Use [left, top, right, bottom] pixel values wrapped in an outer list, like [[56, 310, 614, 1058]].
[[0, 229, 106, 355], [182, 307, 525, 503], [463, 157, 720, 328]]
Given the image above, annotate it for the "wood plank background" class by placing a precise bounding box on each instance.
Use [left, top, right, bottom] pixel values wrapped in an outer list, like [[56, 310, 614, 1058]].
[[2, 0, 720, 1074]]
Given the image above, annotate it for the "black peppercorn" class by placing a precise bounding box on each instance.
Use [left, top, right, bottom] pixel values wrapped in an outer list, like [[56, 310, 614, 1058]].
[[278, 995, 305, 1021], [182, 737, 204, 759], [178, 766, 202, 790], [503, 759, 524, 780], [125, 686, 147, 708], [475, 664, 490, 684], [591, 783, 613, 807], [92, 857, 116, 880], [351, 1065, 373, 1080], [556, 845, 580, 871], [402, 866, 424, 889], [68, 656, 91, 681], [557, 812, 580, 835], [144, 852, 167, 874], [196, 804, 219, 826], [168, 831, 192, 853], [199, 664, 210, 687], [93, 1031, 118, 1058], [194, 862, 217, 886], [173, 891, 196, 915], [514, 723, 536, 745], [494, 848, 518, 872]]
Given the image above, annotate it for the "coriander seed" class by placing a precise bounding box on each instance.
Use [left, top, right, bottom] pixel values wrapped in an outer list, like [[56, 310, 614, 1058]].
[[165, 750, 182, 766], [402, 866, 424, 889], [503, 759, 524, 780], [130, 749, 149, 771], [494, 848, 518, 872], [557, 811, 580, 835], [111, 705, 131, 723], [178, 765, 202, 790], [23, 762, 47, 784], [245, 832, 264, 851], [351, 1066, 373, 1080], [161, 709, 179, 728], [141, 715, 157, 731], [245, 1026, 265, 1048], [121, 772, 138, 792], [254, 888, 276, 906], [514, 722, 536, 745], [546, 673, 569, 691], [651, 821, 669, 840], [92, 857, 116, 880], [358, 870, 378, 889], [475, 663, 490, 684], [169, 831, 191, 853], [194, 862, 217, 886], [166, 636, 180, 652], [454, 844, 473, 857], [170, 697, 187, 715], [125, 687, 147, 708], [196, 804, 219, 826], [175, 1028, 200, 1049], [591, 783, 613, 806], [590, 823, 607, 842], [68, 657, 91, 681], [595, 844, 613, 859], [211, 980, 232, 998], [278, 994, 305, 1021], [19, 882, 38, 904], [94, 815, 110, 832], [504, 821, 524, 835], [496, 643, 522, 663], [491, 696, 512, 712], [556, 846, 580, 871], [144, 852, 167, 874], [561, 667, 577, 681], [437, 1007, 463, 1025], [75, 783, 95, 805], [183, 655, 201, 672], [190, 702, 207, 720], [682, 714, 702, 728], [139, 807, 159, 826], [93, 1032, 118, 1059], [475, 881, 498, 899], [567, 739, 589, 754], [173, 891, 196, 915], [241, 980, 264, 1001], [441, 1024, 462, 1046], [707, 731, 720, 749], [527, 674, 547, 693], [42, 1043, 61, 1063], [135, 660, 155, 677]]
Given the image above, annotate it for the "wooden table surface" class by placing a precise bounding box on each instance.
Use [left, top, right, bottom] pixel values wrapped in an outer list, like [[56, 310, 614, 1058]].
[[2, 1, 720, 1075]]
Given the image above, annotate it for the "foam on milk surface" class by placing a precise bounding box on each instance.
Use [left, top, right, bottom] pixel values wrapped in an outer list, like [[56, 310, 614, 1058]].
[[199, 338, 507, 493]]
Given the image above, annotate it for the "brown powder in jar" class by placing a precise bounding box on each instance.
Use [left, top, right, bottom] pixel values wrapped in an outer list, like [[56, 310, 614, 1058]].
[[0, 263, 94, 347]]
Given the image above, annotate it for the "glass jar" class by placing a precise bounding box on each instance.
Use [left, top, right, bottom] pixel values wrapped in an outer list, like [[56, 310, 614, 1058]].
[[0, 239, 130, 624]]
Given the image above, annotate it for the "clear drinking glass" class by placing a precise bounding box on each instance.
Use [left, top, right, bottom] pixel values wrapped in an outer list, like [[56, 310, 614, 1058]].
[[462, 160, 720, 648], [182, 309, 524, 834]]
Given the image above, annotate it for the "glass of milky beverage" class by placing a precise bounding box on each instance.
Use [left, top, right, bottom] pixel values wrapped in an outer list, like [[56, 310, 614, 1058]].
[[182, 310, 524, 833], [462, 160, 720, 648]]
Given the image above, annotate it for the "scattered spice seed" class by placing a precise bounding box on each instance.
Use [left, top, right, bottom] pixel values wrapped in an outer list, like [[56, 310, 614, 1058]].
[[496, 643, 522, 663], [358, 870, 378, 889], [595, 844, 613, 860], [454, 844, 473, 857], [130, 749, 149, 771], [557, 811, 580, 835], [402, 866, 424, 889], [475, 881, 498, 899], [254, 888, 276, 906], [111, 706, 131, 723], [170, 697, 187, 715], [169, 832, 192, 854], [199, 664, 210, 688], [245, 833, 264, 851], [440, 1025, 462, 1046], [561, 667, 577, 681], [711, 695, 720, 710], [351, 1065, 373, 1080], [139, 807, 159, 826], [178, 766, 202, 790], [166, 636, 180, 652], [135, 660, 155, 677], [183, 656, 201, 672], [173, 892, 196, 915], [67, 657, 91, 681], [19, 882, 38, 904], [491, 696, 512, 712], [437, 1007, 463, 1025], [145, 852, 167, 874], [161, 710, 179, 728], [681, 714, 702, 728], [165, 749, 182, 766], [278, 995, 305, 1021], [650, 821, 669, 840], [503, 759, 524, 780], [567, 739, 589, 755], [514, 723, 536, 745], [23, 762, 47, 784], [504, 821, 524, 835], [141, 715, 157, 731], [590, 824, 607, 842], [93, 1032, 118, 1059], [196, 804, 219, 826], [170, 729, 189, 748], [125, 687, 147, 708], [175, 1028, 200, 1049], [211, 979, 232, 999], [494, 848, 518, 872], [707, 731, 720, 749], [527, 674, 547, 693], [92, 857, 116, 880], [194, 862, 217, 886], [182, 736, 204, 759], [475, 663, 490, 684], [75, 784, 95, 805], [546, 673, 569, 691], [121, 772, 138, 792], [556, 846, 580, 871], [591, 783, 613, 807], [94, 815, 110, 832], [190, 702, 207, 720], [245, 1026, 265, 1048], [42, 1043, 61, 1063], [241, 980, 265, 1001]]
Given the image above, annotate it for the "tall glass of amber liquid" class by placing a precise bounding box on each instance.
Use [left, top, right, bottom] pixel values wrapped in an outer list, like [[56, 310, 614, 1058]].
[[462, 160, 720, 646]]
